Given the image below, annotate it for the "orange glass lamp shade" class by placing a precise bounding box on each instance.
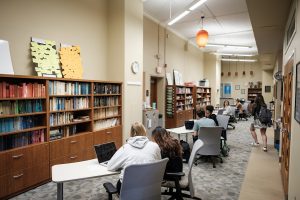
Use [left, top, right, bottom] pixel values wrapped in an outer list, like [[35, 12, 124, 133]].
[[196, 29, 208, 47]]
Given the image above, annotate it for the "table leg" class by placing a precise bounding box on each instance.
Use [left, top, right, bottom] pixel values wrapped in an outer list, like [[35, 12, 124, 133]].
[[57, 182, 63, 200], [186, 133, 188, 142], [178, 134, 181, 141]]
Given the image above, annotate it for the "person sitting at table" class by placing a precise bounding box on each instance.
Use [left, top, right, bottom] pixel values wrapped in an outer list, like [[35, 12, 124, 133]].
[[205, 105, 219, 126], [223, 100, 234, 116], [107, 122, 161, 194], [152, 127, 183, 178], [193, 108, 216, 142]]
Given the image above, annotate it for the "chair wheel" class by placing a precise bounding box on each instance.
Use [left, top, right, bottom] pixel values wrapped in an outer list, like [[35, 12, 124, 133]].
[[220, 160, 223, 163]]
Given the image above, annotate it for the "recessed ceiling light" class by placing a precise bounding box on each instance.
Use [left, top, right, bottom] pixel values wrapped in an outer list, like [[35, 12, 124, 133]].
[[189, 0, 207, 11], [168, 11, 190, 26], [221, 58, 257, 62]]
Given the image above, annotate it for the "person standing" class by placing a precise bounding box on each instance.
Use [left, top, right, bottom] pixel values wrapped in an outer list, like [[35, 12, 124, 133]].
[[107, 122, 161, 193], [250, 94, 268, 152]]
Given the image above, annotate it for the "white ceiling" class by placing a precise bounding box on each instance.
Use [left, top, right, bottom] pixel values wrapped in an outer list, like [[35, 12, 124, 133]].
[[144, 0, 258, 55], [144, 0, 292, 69]]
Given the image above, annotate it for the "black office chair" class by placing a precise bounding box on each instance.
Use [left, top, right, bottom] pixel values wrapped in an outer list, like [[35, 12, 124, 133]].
[[103, 158, 168, 200]]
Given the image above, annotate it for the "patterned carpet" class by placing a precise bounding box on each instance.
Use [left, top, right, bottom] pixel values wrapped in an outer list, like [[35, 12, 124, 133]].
[[11, 120, 254, 200]]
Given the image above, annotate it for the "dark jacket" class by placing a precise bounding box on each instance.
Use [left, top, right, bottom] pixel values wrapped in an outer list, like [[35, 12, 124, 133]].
[[208, 114, 219, 126]]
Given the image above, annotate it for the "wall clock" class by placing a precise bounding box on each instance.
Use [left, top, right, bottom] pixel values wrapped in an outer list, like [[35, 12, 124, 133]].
[[131, 61, 140, 74]]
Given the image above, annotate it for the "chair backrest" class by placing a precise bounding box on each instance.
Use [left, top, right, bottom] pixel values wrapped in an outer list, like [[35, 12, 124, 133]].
[[216, 115, 230, 130], [197, 127, 222, 155], [120, 158, 169, 200], [187, 139, 204, 197]]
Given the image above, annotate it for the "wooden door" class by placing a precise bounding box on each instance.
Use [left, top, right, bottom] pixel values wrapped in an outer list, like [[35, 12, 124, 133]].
[[281, 58, 293, 199]]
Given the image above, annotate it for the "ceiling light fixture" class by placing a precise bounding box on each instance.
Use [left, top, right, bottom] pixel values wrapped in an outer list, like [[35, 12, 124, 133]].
[[168, 10, 190, 26], [206, 43, 252, 49], [189, 0, 207, 11], [214, 53, 255, 57], [221, 58, 257, 62], [196, 16, 208, 48]]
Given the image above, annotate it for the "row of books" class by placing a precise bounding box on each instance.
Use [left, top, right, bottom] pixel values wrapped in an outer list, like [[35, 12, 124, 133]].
[[176, 87, 185, 94], [0, 116, 42, 133], [94, 118, 120, 131], [94, 84, 120, 94], [0, 129, 45, 151], [50, 97, 90, 111], [185, 88, 192, 93], [0, 81, 46, 98], [0, 99, 44, 115], [50, 126, 77, 140], [94, 107, 119, 119], [94, 96, 119, 107], [49, 81, 90, 95], [197, 88, 210, 93], [50, 112, 74, 126]]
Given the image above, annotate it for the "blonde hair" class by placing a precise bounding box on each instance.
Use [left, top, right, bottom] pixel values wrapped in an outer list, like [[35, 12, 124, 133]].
[[130, 122, 146, 137]]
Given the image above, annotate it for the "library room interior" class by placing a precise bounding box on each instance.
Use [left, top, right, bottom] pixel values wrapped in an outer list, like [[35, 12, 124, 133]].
[[0, 0, 300, 199]]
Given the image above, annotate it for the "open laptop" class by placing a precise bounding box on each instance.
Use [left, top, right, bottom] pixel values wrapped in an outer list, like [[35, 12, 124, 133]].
[[94, 142, 117, 167]]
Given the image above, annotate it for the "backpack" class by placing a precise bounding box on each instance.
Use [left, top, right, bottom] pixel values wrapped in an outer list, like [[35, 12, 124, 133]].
[[258, 106, 272, 126], [180, 140, 190, 163]]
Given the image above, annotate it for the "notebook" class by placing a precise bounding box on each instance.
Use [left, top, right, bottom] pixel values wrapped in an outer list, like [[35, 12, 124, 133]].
[[94, 142, 117, 167]]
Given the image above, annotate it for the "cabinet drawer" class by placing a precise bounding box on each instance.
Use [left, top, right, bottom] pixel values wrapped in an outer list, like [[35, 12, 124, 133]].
[[0, 163, 49, 198], [64, 134, 92, 155], [0, 144, 49, 176], [94, 129, 106, 145], [64, 151, 84, 163]]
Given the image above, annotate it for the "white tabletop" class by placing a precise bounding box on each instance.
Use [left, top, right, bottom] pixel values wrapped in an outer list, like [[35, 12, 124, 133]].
[[52, 159, 119, 183], [166, 126, 194, 135]]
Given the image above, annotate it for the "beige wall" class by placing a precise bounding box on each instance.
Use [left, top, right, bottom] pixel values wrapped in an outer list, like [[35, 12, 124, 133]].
[[204, 54, 221, 106], [221, 61, 263, 100], [0, 0, 108, 80], [282, 0, 300, 198], [143, 16, 205, 125], [262, 70, 274, 104]]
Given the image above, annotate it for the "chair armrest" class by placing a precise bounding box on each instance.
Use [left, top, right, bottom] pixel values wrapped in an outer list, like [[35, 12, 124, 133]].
[[165, 172, 185, 177], [103, 182, 118, 194]]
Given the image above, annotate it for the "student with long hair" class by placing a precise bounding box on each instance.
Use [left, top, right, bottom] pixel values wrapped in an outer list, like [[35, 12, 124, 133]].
[[250, 94, 268, 151], [107, 122, 161, 193], [152, 127, 183, 176]]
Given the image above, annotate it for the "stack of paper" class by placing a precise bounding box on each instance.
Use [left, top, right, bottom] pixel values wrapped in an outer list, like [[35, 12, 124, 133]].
[[59, 46, 83, 79]]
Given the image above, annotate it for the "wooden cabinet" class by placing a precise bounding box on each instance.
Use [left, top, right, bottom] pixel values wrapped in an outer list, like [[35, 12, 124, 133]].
[[0, 74, 123, 199]]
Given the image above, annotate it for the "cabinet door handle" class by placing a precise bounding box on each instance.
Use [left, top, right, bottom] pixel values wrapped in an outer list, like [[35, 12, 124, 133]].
[[106, 131, 112, 134], [70, 156, 78, 159], [13, 173, 24, 179], [12, 154, 24, 159], [70, 140, 77, 144]]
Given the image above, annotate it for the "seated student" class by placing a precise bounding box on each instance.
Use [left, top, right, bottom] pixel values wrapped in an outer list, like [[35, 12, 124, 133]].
[[107, 122, 161, 194], [236, 99, 243, 114], [193, 108, 216, 142], [151, 127, 183, 178], [205, 105, 219, 126], [223, 100, 234, 116]]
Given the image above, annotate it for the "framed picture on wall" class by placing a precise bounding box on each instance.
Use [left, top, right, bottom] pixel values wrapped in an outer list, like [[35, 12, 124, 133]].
[[295, 62, 300, 123], [235, 85, 240, 90], [241, 89, 245, 94], [265, 86, 271, 93]]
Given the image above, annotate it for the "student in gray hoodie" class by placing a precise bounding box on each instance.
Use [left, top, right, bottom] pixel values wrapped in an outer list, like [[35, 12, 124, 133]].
[[107, 122, 161, 193]]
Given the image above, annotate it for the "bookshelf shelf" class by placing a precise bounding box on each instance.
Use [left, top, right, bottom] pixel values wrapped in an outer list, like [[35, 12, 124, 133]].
[[93, 94, 121, 96], [0, 126, 47, 136], [0, 111, 46, 119], [0, 75, 123, 199], [49, 120, 91, 128], [93, 105, 121, 109], [49, 108, 91, 113], [94, 115, 122, 121], [0, 97, 46, 100]]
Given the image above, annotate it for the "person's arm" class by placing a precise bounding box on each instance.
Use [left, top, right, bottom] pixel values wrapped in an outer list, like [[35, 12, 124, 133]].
[[193, 121, 199, 136], [153, 143, 162, 160], [107, 146, 126, 171]]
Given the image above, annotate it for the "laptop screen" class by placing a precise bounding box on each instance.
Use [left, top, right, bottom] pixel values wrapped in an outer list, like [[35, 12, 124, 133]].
[[94, 142, 117, 164]]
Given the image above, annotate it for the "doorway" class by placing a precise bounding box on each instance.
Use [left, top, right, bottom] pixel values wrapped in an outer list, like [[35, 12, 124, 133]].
[[281, 56, 293, 199], [150, 77, 158, 107]]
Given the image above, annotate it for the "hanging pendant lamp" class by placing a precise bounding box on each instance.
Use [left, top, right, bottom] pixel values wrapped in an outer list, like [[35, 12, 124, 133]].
[[235, 60, 238, 76], [242, 58, 246, 75], [196, 16, 208, 48], [228, 60, 231, 76]]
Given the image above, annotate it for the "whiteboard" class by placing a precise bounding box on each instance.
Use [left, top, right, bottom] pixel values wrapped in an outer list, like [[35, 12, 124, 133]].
[[0, 40, 14, 74]]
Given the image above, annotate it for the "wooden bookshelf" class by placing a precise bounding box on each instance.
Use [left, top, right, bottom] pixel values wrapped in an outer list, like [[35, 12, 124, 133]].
[[193, 86, 211, 108], [247, 88, 262, 101], [0, 74, 123, 199]]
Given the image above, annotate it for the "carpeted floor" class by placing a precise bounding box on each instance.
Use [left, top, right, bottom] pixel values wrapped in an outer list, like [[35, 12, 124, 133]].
[[11, 120, 254, 200]]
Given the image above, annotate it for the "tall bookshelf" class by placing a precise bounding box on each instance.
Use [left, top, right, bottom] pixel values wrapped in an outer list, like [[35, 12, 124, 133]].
[[165, 85, 194, 128], [0, 75, 123, 199], [193, 86, 211, 107], [247, 88, 262, 101]]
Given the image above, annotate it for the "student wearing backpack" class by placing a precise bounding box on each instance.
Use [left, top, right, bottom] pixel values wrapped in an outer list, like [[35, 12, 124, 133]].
[[250, 94, 270, 152]]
